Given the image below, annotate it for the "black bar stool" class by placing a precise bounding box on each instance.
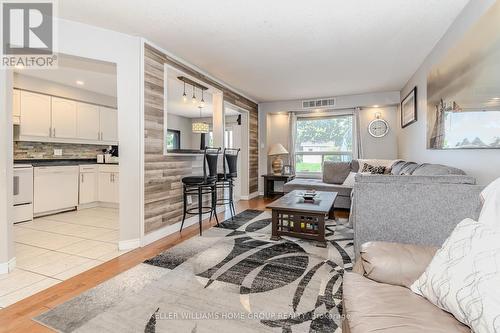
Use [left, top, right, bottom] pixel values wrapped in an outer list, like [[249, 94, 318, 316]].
[[212, 148, 240, 221], [180, 147, 221, 235]]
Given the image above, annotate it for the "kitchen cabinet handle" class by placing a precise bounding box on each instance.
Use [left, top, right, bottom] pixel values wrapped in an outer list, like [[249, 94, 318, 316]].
[[49, 127, 52, 137], [13, 176, 19, 195], [81, 173, 84, 183], [110, 173, 113, 183], [97, 132, 100, 140], [100, 132, 104, 141], [53, 128, 56, 137]]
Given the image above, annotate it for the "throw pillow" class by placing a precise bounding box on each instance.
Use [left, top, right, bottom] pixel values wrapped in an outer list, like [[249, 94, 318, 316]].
[[411, 218, 500, 333], [361, 163, 386, 174], [479, 177, 500, 226], [323, 161, 351, 184]]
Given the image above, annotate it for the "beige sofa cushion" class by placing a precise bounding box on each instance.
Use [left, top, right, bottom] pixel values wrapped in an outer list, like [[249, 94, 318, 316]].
[[343, 272, 471, 333], [360, 242, 438, 288]]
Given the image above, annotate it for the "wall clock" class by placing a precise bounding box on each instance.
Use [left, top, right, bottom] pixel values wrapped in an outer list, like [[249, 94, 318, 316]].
[[368, 119, 389, 138]]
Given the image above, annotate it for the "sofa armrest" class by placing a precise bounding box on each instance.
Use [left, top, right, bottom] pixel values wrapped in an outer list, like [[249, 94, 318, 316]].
[[360, 241, 438, 288]]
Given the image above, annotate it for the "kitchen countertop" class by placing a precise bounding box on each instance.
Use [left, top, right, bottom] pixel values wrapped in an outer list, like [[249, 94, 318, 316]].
[[14, 159, 119, 167]]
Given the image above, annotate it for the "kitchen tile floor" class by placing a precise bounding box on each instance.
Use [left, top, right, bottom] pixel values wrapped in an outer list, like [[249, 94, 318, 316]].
[[0, 207, 129, 309]]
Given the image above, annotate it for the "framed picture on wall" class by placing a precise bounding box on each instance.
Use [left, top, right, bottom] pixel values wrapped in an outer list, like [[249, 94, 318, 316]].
[[401, 87, 417, 128]]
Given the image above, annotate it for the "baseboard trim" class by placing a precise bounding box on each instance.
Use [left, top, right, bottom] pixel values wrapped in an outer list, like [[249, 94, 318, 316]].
[[118, 238, 141, 251], [77, 202, 99, 210], [0, 257, 16, 274], [241, 192, 260, 200], [141, 206, 226, 247]]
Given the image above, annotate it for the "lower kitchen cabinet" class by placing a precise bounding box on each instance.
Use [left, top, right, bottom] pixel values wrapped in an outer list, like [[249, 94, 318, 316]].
[[79, 165, 98, 204], [34, 166, 79, 215], [97, 165, 119, 204]]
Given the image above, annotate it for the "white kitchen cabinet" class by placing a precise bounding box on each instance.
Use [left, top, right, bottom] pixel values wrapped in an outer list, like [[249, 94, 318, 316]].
[[79, 165, 98, 204], [99, 107, 118, 142], [51, 97, 78, 138], [77, 103, 100, 140], [19, 91, 51, 137], [98, 165, 119, 203], [13, 89, 21, 124], [17, 90, 118, 144], [34, 166, 79, 215]]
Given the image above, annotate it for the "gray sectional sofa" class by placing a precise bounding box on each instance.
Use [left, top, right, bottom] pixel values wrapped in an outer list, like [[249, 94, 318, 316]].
[[284, 159, 484, 255]]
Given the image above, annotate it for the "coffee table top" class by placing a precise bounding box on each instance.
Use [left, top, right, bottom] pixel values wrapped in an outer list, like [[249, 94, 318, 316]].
[[266, 190, 337, 214]]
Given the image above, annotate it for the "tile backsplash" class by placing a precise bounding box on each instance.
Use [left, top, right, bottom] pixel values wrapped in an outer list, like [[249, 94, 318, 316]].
[[14, 141, 110, 160]]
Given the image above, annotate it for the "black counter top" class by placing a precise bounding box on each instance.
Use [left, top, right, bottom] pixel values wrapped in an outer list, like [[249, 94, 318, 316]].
[[14, 159, 119, 167]]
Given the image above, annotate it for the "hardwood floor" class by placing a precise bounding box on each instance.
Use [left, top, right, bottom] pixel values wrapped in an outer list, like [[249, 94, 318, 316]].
[[0, 197, 348, 333]]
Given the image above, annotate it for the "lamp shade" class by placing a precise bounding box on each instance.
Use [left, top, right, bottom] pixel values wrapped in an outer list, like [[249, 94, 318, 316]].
[[268, 143, 288, 156], [192, 122, 209, 134]]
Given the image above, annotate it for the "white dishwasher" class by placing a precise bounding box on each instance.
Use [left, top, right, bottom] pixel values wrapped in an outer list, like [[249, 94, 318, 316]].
[[34, 166, 79, 216]]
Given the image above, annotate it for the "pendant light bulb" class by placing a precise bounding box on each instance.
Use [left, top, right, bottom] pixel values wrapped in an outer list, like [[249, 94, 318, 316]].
[[191, 85, 197, 104], [200, 90, 205, 108], [182, 82, 187, 102]]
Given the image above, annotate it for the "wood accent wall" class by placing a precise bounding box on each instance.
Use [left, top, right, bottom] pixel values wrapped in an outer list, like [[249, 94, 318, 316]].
[[144, 43, 259, 234]]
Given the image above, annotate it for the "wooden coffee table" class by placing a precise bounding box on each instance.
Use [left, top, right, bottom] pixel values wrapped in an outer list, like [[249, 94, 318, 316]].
[[266, 190, 337, 247]]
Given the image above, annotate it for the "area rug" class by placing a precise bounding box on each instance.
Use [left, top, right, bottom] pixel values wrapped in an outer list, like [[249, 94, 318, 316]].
[[35, 210, 354, 333]]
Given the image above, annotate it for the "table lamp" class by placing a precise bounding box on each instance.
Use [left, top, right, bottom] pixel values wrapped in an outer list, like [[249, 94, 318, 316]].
[[268, 143, 288, 175]]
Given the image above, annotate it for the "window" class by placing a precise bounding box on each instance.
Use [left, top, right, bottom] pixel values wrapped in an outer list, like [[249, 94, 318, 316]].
[[295, 115, 353, 174], [166, 129, 181, 150]]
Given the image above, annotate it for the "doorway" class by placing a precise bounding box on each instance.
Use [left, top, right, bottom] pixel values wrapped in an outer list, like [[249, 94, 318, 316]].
[[224, 104, 250, 201]]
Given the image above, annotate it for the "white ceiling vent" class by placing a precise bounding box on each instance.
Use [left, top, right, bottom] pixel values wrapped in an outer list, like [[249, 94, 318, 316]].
[[302, 98, 335, 109]]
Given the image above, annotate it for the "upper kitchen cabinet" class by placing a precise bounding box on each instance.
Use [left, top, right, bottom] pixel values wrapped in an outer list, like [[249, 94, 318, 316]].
[[51, 97, 78, 139], [19, 91, 51, 138], [99, 107, 118, 142], [16, 91, 118, 144], [77, 102, 100, 140], [13, 89, 21, 125]]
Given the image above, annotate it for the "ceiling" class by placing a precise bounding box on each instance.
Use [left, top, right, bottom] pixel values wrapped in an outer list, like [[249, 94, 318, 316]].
[[58, 0, 470, 102], [15, 54, 117, 97]]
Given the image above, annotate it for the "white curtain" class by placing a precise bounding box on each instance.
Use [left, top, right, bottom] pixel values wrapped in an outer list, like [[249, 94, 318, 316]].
[[288, 112, 297, 170], [354, 107, 363, 159]]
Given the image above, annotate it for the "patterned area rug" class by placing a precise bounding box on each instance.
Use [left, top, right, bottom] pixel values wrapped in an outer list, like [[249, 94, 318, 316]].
[[35, 210, 354, 333]]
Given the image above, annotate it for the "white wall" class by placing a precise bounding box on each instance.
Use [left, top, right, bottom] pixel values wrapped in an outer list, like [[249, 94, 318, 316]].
[[399, 0, 499, 186], [258, 91, 400, 193], [359, 106, 398, 160], [166, 113, 192, 149], [0, 70, 14, 272], [14, 73, 117, 108]]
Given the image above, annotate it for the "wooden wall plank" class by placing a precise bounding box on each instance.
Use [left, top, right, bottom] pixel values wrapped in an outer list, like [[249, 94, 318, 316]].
[[143, 43, 259, 234]]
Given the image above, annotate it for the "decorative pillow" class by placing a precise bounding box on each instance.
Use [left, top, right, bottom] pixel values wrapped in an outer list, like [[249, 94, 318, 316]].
[[322, 161, 351, 184], [411, 218, 500, 333], [356, 159, 395, 173], [361, 163, 386, 174], [478, 177, 500, 226]]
